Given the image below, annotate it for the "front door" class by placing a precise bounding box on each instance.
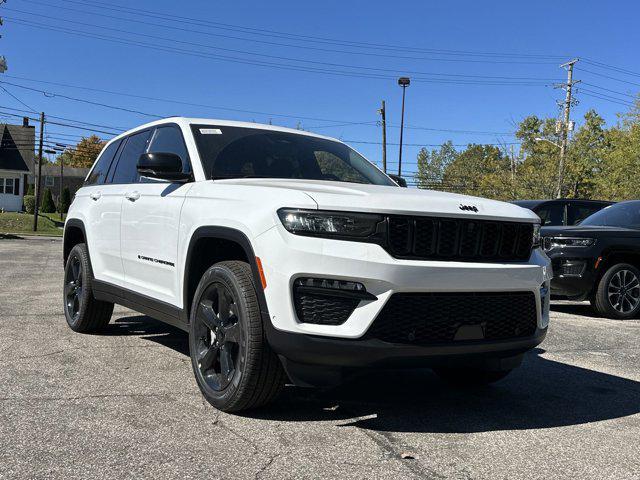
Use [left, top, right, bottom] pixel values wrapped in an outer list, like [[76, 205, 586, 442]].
[[120, 124, 193, 306]]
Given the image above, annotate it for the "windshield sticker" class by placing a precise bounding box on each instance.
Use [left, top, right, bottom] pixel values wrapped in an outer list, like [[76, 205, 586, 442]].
[[200, 128, 222, 135]]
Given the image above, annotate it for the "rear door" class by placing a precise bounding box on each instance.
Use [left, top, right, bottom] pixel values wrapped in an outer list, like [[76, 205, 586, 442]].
[[120, 124, 192, 306], [83, 138, 126, 286]]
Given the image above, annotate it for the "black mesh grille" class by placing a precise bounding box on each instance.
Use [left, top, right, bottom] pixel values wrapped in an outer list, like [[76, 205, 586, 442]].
[[365, 292, 537, 345], [293, 290, 359, 326], [386, 216, 533, 262]]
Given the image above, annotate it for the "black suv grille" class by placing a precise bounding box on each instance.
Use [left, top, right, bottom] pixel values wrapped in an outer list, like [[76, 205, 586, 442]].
[[365, 291, 537, 345], [386, 216, 533, 262]]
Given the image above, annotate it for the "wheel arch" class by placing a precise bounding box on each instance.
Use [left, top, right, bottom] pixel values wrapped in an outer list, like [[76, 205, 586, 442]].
[[182, 226, 270, 325], [63, 219, 88, 265], [593, 248, 640, 293]]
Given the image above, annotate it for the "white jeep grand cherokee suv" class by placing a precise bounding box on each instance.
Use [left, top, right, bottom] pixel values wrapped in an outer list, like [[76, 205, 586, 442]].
[[63, 117, 551, 412]]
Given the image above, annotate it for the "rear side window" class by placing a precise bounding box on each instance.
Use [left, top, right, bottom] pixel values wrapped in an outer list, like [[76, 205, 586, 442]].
[[110, 130, 151, 184], [535, 203, 565, 226], [85, 139, 122, 186], [567, 203, 607, 225], [148, 125, 191, 173]]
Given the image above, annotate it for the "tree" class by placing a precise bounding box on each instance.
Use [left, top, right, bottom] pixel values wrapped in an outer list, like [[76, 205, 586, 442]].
[[40, 188, 56, 213], [26, 183, 35, 196], [58, 186, 72, 214], [55, 135, 106, 168], [442, 144, 511, 199], [414, 141, 458, 189]]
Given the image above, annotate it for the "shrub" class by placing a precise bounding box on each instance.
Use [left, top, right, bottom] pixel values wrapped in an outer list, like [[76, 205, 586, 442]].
[[41, 188, 56, 213], [58, 187, 72, 214], [26, 184, 35, 196], [24, 195, 35, 214]]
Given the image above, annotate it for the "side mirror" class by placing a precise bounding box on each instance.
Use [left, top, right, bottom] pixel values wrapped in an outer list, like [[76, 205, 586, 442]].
[[137, 152, 191, 182], [388, 173, 408, 187]]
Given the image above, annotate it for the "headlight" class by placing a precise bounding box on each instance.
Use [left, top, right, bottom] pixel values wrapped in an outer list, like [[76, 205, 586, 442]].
[[278, 208, 383, 238], [532, 224, 541, 248], [543, 237, 595, 250]]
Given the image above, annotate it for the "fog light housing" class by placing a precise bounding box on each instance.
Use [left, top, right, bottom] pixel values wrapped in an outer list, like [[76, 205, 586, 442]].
[[558, 260, 586, 277], [540, 283, 550, 329], [292, 278, 376, 326]]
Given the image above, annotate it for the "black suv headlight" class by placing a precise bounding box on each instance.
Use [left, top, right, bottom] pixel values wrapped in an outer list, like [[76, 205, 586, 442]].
[[278, 208, 383, 238], [543, 237, 595, 250]]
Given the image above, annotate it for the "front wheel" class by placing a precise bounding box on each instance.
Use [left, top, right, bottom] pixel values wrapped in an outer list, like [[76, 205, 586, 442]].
[[188, 261, 285, 412], [592, 263, 640, 320], [433, 367, 513, 386]]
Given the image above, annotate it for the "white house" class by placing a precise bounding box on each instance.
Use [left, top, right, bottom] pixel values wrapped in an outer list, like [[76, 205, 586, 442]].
[[0, 120, 35, 212]]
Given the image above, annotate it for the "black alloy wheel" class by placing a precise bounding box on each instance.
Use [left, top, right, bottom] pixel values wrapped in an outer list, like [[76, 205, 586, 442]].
[[193, 282, 244, 392], [188, 261, 285, 412], [607, 268, 640, 314], [593, 263, 640, 320], [62, 243, 113, 333], [64, 254, 83, 324]]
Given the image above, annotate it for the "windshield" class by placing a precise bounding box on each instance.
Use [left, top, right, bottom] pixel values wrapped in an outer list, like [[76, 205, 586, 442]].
[[191, 124, 395, 186], [580, 201, 640, 228]]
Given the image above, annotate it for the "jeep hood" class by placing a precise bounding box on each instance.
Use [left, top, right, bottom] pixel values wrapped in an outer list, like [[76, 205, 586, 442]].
[[216, 178, 538, 223]]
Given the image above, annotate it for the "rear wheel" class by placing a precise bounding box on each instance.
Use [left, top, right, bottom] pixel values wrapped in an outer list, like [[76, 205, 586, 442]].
[[593, 263, 640, 320], [63, 243, 113, 332], [433, 367, 513, 386], [189, 261, 285, 412]]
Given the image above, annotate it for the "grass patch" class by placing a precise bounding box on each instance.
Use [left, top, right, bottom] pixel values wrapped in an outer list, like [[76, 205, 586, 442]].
[[0, 212, 63, 236]]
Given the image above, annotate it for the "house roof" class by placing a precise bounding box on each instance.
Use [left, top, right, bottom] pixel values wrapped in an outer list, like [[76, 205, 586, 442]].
[[0, 124, 35, 173], [40, 164, 90, 178]]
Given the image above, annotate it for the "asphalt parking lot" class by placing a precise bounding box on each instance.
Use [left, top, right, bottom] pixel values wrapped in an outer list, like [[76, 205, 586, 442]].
[[1, 236, 639, 480]]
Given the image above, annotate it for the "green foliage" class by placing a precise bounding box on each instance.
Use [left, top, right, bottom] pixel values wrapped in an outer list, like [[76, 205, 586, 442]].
[[26, 184, 35, 196], [413, 97, 640, 201], [58, 187, 72, 214], [55, 135, 106, 168], [40, 188, 56, 213], [23, 195, 35, 214]]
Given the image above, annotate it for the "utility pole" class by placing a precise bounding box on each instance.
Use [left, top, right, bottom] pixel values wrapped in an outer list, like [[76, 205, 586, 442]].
[[555, 59, 580, 199], [378, 100, 387, 172], [32, 112, 45, 232]]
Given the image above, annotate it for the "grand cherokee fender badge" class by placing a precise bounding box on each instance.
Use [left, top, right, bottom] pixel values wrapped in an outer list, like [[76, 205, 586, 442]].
[[459, 204, 479, 212]]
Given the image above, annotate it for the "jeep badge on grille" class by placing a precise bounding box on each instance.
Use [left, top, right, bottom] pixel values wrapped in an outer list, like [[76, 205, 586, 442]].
[[459, 204, 479, 212]]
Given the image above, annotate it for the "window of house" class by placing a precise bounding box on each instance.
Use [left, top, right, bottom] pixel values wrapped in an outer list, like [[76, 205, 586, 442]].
[[4, 178, 14, 194], [45, 176, 54, 187]]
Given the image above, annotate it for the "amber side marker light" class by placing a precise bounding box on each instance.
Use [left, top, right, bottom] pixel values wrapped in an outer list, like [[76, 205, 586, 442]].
[[595, 256, 603, 270], [255, 256, 267, 289]]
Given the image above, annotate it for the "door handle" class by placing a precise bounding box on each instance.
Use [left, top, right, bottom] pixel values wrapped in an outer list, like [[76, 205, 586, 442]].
[[89, 192, 101, 201], [125, 191, 141, 202]]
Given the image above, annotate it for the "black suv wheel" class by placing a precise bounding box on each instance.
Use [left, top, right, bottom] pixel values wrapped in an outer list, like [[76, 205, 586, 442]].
[[593, 263, 640, 319], [189, 261, 285, 412], [63, 243, 114, 332]]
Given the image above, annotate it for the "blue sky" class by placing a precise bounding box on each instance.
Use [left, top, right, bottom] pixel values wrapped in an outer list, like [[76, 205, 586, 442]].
[[1, 0, 639, 179]]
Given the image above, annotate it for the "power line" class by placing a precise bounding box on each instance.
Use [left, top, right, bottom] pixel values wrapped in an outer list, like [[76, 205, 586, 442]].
[[577, 67, 640, 88], [8, 18, 560, 86], [0, 84, 38, 113], [579, 92, 636, 108], [15, 0, 562, 65], [581, 82, 638, 100], [582, 58, 640, 79], [28, 0, 567, 59]]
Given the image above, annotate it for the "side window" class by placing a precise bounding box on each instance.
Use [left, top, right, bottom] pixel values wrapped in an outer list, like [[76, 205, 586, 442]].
[[567, 203, 604, 225], [110, 130, 151, 184], [85, 139, 122, 186], [148, 126, 191, 173], [536, 203, 565, 226]]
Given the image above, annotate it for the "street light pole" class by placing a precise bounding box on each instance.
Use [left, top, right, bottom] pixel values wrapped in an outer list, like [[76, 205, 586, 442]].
[[397, 77, 410, 176]]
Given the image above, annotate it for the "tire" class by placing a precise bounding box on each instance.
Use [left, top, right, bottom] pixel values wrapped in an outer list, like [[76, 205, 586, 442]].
[[63, 243, 114, 333], [592, 263, 640, 320], [433, 367, 513, 386], [189, 260, 285, 412]]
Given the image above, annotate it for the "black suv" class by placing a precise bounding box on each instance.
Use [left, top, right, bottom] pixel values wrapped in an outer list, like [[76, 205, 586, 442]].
[[513, 199, 613, 226], [542, 200, 640, 319]]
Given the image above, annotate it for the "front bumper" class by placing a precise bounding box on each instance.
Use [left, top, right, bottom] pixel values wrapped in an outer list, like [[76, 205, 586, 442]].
[[254, 224, 552, 339], [546, 251, 599, 299]]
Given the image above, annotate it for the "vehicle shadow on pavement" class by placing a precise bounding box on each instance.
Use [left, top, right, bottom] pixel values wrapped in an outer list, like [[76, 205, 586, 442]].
[[106, 314, 640, 434], [550, 302, 606, 319]]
